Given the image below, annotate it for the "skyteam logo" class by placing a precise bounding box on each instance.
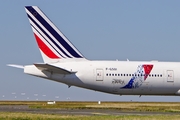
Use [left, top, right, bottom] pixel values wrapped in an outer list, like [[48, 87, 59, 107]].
[[122, 64, 153, 89]]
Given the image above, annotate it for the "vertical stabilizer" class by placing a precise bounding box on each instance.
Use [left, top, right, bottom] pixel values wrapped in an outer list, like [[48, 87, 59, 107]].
[[25, 6, 86, 63]]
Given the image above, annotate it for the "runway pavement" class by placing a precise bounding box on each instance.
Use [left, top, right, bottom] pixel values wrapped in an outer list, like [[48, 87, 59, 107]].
[[0, 105, 178, 116]]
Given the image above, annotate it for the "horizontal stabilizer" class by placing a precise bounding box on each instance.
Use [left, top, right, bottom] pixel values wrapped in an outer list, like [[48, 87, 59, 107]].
[[7, 64, 24, 69], [34, 63, 75, 74]]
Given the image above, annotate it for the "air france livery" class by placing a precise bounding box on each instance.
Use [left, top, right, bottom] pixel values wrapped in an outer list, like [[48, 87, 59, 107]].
[[8, 6, 180, 96]]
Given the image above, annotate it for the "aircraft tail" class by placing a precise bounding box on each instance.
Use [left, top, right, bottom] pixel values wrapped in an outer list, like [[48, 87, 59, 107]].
[[25, 6, 86, 63]]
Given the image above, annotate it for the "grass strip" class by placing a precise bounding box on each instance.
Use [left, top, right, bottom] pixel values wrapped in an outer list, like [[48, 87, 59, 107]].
[[0, 112, 179, 120], [1, 101, 180, 113]]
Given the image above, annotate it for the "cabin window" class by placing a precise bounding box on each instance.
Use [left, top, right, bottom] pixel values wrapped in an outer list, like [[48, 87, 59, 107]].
[[104, 73, 164, 77]]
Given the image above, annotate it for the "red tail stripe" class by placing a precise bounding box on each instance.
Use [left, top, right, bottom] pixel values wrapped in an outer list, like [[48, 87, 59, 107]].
[[34, 33, 60, 59]]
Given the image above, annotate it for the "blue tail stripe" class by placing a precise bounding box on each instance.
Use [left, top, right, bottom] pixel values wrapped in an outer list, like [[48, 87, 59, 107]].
[[31, 23, 65, 58], [26, 6, 82, 58], [27, 14, 71, 58]]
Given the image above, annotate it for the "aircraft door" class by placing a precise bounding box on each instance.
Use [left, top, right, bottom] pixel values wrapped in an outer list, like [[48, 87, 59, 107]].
[[96, 69, 103, 81], [167, 70, 174, 82]]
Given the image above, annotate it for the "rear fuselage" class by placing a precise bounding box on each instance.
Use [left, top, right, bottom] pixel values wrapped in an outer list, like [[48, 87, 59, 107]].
[[24, 60, 180, 96]]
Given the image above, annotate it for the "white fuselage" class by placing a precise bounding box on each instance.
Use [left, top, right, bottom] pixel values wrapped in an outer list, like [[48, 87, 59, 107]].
[[24, 60, 180, 96]]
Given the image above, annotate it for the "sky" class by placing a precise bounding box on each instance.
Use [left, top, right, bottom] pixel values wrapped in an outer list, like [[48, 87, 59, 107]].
[[0, 0, 180, 101]]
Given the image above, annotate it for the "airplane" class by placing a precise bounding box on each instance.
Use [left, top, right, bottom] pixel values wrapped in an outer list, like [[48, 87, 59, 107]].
[[8, 6, 180, 96]]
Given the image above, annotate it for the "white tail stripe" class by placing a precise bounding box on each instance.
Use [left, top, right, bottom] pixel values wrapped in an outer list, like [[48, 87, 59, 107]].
[[25, 6, 87, 63], [26, 8, 74, 58], [26, 6, 83, 58], [30, 19, 68, 58], [32, 6, 83, 57], [32, 27, 62, 58]]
